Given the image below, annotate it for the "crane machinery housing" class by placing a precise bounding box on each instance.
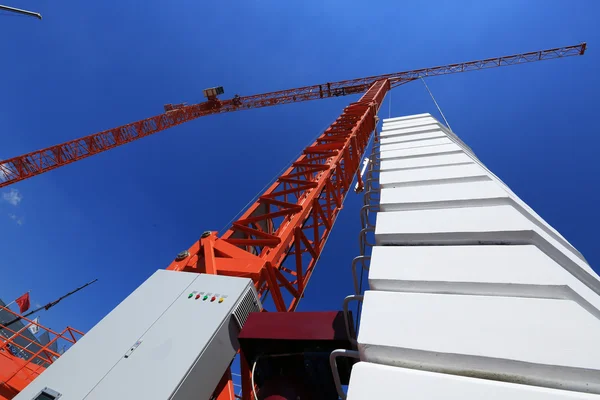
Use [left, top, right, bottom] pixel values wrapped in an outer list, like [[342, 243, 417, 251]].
[[0, 43, 588, 400]]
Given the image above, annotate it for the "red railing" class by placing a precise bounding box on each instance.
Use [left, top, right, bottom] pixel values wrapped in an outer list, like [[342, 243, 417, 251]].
[[0, 305, 83, 399]]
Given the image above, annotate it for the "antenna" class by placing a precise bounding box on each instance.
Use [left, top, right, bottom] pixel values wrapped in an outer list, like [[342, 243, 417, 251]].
[[2, 279, 98, 328], [0, 4, 41, 20]]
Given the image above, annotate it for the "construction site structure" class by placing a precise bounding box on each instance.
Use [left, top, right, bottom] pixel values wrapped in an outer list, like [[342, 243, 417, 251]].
[[0, 304, 82, 400], [1, 43, 592, 399], [345, 113, 600, 399]]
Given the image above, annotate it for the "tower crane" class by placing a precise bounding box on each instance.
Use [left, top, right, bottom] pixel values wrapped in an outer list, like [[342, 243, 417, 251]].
[[0, 44, 585, 190], [3, 43, 586, 400]]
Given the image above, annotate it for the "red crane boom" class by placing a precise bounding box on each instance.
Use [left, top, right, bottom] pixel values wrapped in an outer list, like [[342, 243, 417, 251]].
[[0, 43, 585, 189]]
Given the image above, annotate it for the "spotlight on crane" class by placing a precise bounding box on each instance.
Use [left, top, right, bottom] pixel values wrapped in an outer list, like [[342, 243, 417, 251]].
[[203, 86, 225, 100], [164, 86, 225, 112]]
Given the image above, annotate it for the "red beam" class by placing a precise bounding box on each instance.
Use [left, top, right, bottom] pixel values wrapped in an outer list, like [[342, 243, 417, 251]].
[[167, 79, 389, 312], [0, 43, 585, 188], [170, 80, 389, 400]]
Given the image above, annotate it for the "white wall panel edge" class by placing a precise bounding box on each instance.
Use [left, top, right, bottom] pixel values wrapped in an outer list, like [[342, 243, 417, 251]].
[[357, 344, 600, 395], [347, 362, 600, 400], [382, 113, 432, 123], [426, 117, 585, 263]]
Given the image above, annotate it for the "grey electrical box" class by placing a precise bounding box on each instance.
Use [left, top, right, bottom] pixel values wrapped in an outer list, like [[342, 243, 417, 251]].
[[15, 270, 261, 400]]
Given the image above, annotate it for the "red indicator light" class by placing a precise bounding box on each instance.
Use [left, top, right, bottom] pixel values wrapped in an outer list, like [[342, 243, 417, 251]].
[[211, 296, 216, 302], [195, 294, 201, 300]]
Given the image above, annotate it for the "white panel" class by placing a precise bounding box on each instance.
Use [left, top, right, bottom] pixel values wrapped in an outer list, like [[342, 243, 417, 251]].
[[379, 164, 488, 188], [381, 117, 438, 131], [380, 124, 442, 138], [358, 291, 600, 393], [374, 205, 600, 288], [408, 117, 584, 265], [379, 143, 462, 161], [369, 245, 571, 288], [374, 204, 532, 245], [379, 180, 507, 211], [379, 131, 446, 145], [383, 113, 431, 123], [379, 153, 474, 171], [367, 245, 600, 318], [379, 137, 452, 152], [438, 127, 588, 266], [347, 362, 600, 400]]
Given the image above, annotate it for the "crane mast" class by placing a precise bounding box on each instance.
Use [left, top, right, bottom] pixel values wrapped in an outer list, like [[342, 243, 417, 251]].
[[2, 43, 587, 400], [0, 43, 585, 189], [167, 79, 389, 314]]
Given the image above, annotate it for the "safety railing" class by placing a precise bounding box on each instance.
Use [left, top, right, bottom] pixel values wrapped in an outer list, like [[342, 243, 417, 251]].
[[352, 128, 381, 298], [332, 121, 382, 399], [0, 305, 83, 390]]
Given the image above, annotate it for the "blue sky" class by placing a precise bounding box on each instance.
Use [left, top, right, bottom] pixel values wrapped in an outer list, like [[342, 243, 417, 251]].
[[0, 0, 598, 342]]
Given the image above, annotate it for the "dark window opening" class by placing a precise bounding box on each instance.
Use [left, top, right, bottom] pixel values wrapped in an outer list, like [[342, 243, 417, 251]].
[[34, 390, 59, 400]]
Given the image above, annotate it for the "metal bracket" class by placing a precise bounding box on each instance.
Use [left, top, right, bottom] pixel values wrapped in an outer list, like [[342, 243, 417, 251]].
[[329, 349, 360, 400], [351, 256, 371, 295], [342, 295, 364, 348], [358, 227, 376, 255]]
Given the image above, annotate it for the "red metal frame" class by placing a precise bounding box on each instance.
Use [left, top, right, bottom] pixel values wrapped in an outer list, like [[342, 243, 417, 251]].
[[166, 79, 388, 312], [0, 43, 585, 189], [168, 80, 388, 400], [0, 306, 83, 400]]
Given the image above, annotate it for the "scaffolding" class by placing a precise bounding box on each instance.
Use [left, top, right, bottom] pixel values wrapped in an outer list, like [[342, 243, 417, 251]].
[[0, 305, 82, 400]]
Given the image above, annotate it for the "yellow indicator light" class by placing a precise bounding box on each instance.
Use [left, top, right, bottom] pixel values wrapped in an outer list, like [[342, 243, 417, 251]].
[[218, 298, 224, 303]]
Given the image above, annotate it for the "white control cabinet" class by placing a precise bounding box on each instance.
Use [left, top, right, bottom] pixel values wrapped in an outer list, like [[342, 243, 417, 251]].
[[15, 270, 261, 400]]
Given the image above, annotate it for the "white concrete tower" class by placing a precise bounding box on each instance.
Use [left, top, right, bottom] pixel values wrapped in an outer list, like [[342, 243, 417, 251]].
[[347, 113, 600, 399]]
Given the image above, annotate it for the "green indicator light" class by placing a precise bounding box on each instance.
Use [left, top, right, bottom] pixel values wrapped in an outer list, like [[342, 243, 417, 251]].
[[203, 295, 208, 301], [188, 293, 194, 298]]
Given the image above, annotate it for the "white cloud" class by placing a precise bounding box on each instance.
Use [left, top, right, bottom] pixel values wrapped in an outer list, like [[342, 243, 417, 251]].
[[8, 213, 23, 226], [3, 189, 22, 206]]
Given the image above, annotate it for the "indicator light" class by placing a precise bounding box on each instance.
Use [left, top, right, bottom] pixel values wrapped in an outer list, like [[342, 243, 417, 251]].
[[188, 293, 193, 299], [211, 296, 216, 302], [203, 295, 208, 301], [195, 294, 201, 300], [218, 298, 224, 303]]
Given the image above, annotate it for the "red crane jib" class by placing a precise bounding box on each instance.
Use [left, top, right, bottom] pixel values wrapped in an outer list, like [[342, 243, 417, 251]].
[[0, 43, 585, 189]]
